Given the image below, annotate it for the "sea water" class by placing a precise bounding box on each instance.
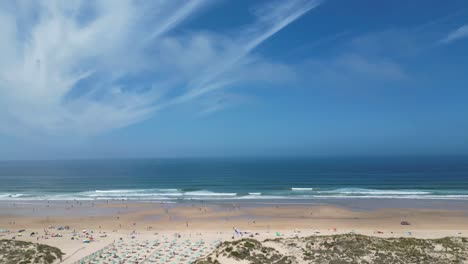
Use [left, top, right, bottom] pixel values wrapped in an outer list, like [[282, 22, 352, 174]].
[[1, 156, 468, 201]]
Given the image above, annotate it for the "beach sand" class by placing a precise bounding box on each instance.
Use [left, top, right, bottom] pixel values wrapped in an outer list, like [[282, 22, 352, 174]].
[[1, 200, 468, 263]]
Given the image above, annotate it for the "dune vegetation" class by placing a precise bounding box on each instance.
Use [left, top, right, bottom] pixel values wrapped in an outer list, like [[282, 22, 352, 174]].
[[195, 234, 468, 264], [0, 239, 64, 264]]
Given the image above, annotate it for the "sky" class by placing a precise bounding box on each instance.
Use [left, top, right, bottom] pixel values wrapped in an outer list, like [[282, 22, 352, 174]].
[[0, 0, 468, 160]]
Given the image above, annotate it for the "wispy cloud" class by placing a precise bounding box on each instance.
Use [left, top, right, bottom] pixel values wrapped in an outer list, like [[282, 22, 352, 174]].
[[299, 30, 410, 89], [0, 0, 320, 136], [196, 92, 253, 116], [302, 54, 406, 89], [440, 24, 468, 44], [166, 0, 322, 106], [147, 0, 209, 41]]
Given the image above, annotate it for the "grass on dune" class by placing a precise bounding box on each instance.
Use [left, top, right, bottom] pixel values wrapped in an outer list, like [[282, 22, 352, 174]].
[[195, 234, 468, 264], [0, 239, 64, 264]]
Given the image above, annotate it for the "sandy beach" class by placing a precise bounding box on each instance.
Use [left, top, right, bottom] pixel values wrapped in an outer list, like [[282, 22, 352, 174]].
[[1, 200, 468, 263]]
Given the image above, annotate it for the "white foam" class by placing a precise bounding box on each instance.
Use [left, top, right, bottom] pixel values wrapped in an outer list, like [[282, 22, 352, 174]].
[[1, 188, 468, 201], [317, 188, 432, 195], [184, 190, 237, 197], [94, 188, 180, 193], [310, 195, 468, 200], [0, 193, 25, 198], [236, 195, 287, 200], [77, 189, 184, 199], [291, 187, 314, 191]]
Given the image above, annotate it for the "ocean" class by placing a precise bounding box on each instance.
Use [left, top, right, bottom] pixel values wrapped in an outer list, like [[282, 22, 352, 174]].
[[1, 156, 468, 201]]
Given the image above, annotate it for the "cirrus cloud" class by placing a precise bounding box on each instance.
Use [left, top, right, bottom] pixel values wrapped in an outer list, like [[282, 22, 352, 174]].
[[0, 0, 321, 136], [440, 24, 468, 44]]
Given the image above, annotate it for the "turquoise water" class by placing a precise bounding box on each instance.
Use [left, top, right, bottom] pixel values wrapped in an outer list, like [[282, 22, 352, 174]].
[[1, 156, 468, 201]]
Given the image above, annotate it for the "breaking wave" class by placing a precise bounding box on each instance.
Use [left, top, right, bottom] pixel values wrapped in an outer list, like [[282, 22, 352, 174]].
[[1, 188, 468, 201]]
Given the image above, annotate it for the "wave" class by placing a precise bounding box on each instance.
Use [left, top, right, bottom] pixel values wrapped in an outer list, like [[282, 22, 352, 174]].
[[0, 193, 27, 198], [82, 189, 183, 197], [317, 188, 432, 195], [77, 189, 237, 200], [311, 195, 468, 200], [94, 188, 180, 194], [1, 188, 468, 201], [291, 188, 314, 191], [184, 190, 237, 197], [236, 195, 287, 200]]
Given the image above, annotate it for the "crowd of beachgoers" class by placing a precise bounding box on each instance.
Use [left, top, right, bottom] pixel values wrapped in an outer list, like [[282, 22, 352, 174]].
[[2, 200, 468, 263], [1, 225, 224, 264]]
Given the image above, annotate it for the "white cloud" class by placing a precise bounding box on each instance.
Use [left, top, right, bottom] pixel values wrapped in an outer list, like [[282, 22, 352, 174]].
[[165, 0, 321, 106], [303, 54, 406, 89], [332, 54, 406, 80], [0, 0, 320, 136], [299, 30, 409, 88], [440, 24, 468, 44]]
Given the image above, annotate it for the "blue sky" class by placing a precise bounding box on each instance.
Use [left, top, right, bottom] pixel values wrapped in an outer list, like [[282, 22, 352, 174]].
[[0, 0, 467, 159]]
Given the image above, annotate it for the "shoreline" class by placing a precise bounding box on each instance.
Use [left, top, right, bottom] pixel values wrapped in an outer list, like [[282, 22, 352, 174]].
[[2, 197, 468, 216], [3, 190, 468, 202]]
